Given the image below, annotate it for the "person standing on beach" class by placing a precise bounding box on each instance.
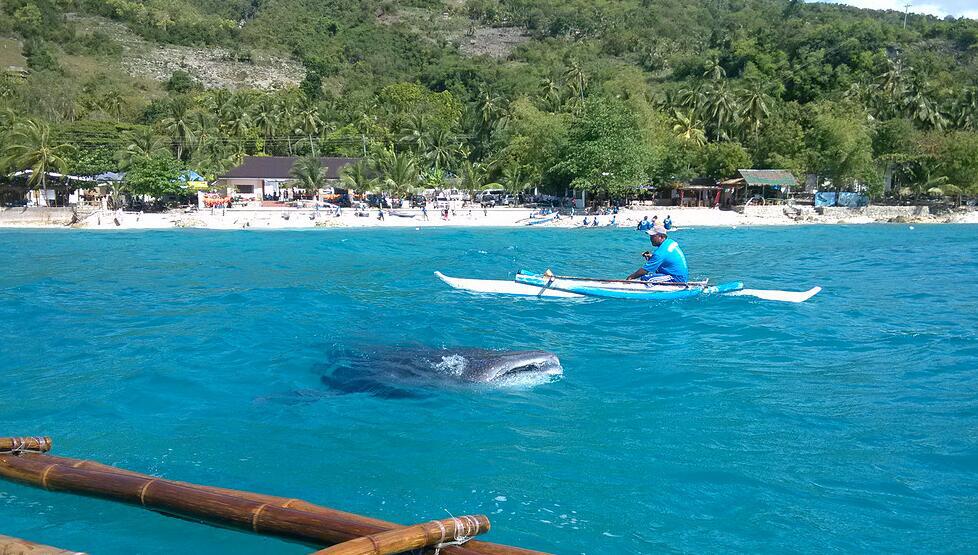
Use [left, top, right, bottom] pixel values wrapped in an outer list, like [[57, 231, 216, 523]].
[[422, 206, 429, 220], [627, 225, 688, 283]]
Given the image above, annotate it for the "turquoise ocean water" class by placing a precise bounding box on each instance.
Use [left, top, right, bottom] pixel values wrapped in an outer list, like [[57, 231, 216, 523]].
[[1, 225, 977, 554]]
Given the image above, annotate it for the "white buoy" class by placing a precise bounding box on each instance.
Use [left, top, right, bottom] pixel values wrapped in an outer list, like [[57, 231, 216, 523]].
[[416, 227, 420, 230], [909, 226, 915, 230]]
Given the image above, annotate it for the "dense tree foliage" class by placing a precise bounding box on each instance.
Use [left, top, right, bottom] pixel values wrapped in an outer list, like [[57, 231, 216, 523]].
[[2, 0, 978, 201]]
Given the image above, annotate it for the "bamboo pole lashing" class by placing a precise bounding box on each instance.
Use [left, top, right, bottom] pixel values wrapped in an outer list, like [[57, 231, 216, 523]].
[[0, 437, 51, 453], [0, 534, 84, 555], [312, 515, 491, 555], [18, 453, 550, 555]]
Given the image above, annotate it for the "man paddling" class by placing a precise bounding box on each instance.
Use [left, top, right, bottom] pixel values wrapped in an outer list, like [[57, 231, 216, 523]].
[[626, 225, 688, 283]]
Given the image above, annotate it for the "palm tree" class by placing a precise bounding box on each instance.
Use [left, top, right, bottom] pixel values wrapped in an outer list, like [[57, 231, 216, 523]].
[[398, 113, 429, 155], [2, 120, 73, 205], [377, 149, 419, 201], [703, 57, 726, 81], [952, 88, 978, 130], [224, 107, 253, 154], [99, 90, 125, 119], [118, 127, 164, 169], [297, 106, 323, 156], [188, 110, 215, 158], [671, 110, 707, 147], [456, 159, 484, 196], [340, 159, 376, 194], [701, 80, 740, 141], [501, 163, 525, 195], [274, 95, 300, 155], [160, 97, 194, 161], [253, 100, 279, 154], [539, 78, 562, 111], [563, 60, 588, 103], [902, 74, 947, 130], [739, 86, 771, 139], [425, 127, 460, 172], [289, 154, 326, 193], [476, 89, 504, 129]]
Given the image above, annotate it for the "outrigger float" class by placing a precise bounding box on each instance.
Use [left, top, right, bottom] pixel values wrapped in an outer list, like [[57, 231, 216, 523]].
[[0, 436, 551, 555], [436, 271, 821, 303]]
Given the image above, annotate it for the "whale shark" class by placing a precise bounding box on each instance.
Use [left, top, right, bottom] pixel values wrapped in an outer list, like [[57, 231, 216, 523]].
[[316, 346, 563, 398]]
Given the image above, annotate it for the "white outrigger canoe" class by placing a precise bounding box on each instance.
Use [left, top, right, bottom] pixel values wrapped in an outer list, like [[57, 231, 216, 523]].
[[435, 271, 821, 303]]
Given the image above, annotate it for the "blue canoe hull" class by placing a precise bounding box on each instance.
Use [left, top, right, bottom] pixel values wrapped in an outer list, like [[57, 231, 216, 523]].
[[515, 272, 744, 300]]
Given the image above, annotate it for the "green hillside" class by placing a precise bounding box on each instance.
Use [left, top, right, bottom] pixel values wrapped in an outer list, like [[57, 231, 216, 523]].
[[2, 0, 977, 200]]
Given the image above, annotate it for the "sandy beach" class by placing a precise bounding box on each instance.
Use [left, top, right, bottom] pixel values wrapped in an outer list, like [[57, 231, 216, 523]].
[[2, 205, 976, 229]]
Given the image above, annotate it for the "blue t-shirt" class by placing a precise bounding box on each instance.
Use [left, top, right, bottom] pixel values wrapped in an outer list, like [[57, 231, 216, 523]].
[[637, 219, 652, 230], [663, 217, 672, 230], [641, 238, 688, 282]]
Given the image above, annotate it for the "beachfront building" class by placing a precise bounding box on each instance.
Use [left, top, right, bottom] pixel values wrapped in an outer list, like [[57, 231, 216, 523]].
[[719, 169, 800, 206], [215, 156, 359, 203]]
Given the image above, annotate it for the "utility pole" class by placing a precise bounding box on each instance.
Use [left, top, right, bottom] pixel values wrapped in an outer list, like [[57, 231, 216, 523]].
[[903, 3, 911, 29]]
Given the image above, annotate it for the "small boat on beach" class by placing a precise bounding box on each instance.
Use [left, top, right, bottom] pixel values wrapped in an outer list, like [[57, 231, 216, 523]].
[[525, 213, 558, 226], [388, 210, 416, 218]]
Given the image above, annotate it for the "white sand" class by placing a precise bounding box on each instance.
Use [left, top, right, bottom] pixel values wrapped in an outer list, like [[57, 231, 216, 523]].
[[3, 204, 971, 230], [74, 206, 778, 230]]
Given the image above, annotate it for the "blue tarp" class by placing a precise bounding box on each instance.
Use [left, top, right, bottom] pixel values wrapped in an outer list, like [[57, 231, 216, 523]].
[[815, 191, 869, 207]]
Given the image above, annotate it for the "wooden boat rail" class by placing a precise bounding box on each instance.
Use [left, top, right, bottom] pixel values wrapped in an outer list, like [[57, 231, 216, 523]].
[[0, 436, 551, 555]]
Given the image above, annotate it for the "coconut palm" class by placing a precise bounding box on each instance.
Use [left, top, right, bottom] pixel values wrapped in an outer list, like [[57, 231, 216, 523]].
[[952, 88, 978, 131], [340, 159, 376, 194], [703, 57, 726, 81], [563, 60, 588, 103], [252, 100, 279, 154], [118, 127, 164, 169], [902, 74, 947, 130], [2, 119, 73, 205], [289, 154, 326, 192], [425, 127, 461, 172], [456, 159, 484, 196], [188, 110, 215, 158], [701, 80, 740, 141], [160, 96, 195, 161], [377, 149, 419, 200], [476, 88, 504, 130], [539, 78, 562, 111], [501, 163, 525, 195], [224, 107, 253, 154], [739, 86, 771, 139], [398, 113, 429, 155], [671, 110, 707, 147], [297, 106, 323, 156]]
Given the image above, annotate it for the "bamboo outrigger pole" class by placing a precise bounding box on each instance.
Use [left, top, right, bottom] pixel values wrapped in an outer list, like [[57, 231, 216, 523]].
[[0, 439, 552, 555], [0, 534, 84, 555], [5, 454, 547, 555]]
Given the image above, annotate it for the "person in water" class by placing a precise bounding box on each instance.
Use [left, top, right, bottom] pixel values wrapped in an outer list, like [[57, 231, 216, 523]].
[[636, 216, 651, 231], [626, 225, 688, 283], [664, 214, 672, 230]]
